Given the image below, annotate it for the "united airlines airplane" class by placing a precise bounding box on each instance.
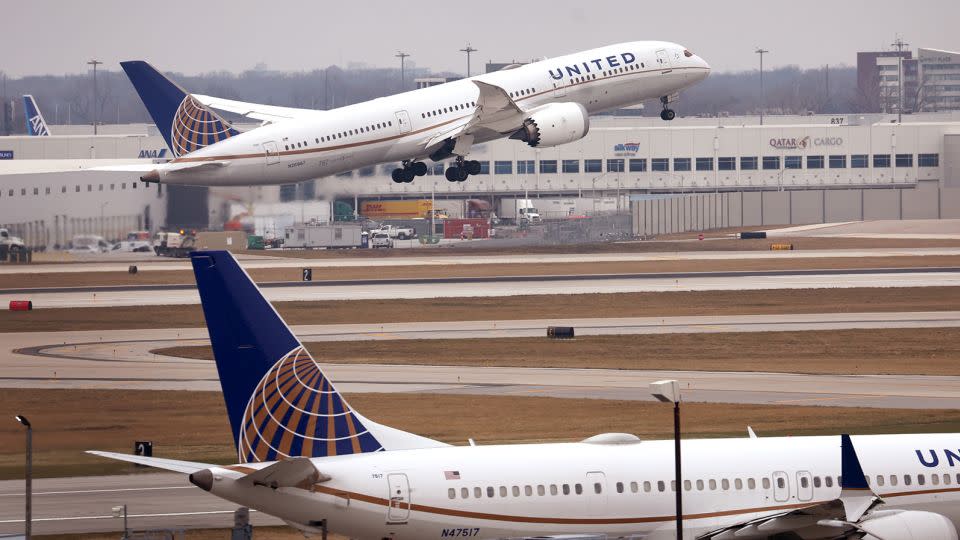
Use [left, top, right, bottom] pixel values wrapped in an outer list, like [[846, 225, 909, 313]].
[[110, 42, 710, 186], [91, 250, 960, 540]]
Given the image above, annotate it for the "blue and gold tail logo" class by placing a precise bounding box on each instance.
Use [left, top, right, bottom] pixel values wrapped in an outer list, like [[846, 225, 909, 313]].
[[170, 95, 238, 157], [238, 346, 383, 463]]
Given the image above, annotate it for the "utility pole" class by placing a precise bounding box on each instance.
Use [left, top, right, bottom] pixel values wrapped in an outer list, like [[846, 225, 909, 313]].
[[15, 415, 31, 540], [87, 59, 103, 135], [395, 52, 410, 89], [755, 48, 769, 125], [891, 37, 909, 123], [460, 44, 478, 77]]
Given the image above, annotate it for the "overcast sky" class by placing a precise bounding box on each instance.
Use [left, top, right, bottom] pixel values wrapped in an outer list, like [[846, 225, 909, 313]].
[[3, 0, 958, 78]]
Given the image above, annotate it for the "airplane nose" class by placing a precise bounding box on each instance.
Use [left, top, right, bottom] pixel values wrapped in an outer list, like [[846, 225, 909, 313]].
[[696, 56, 711, 79]]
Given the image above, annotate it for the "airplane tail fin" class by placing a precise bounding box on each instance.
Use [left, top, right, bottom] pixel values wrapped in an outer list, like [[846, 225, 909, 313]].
[[189, 251, 446, 463], [23, 95, 50, 136], [120, 61, 238, 158]]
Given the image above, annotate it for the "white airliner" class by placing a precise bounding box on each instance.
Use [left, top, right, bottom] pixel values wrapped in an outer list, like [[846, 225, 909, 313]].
[[114, 42, 710, 186], [91, 250, 960, 540]]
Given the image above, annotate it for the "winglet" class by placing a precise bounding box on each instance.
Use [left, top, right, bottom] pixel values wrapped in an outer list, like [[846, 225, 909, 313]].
[[839, 434, 882, 522]]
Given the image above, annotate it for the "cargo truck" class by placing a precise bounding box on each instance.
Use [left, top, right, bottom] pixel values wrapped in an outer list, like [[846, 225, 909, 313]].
[[496, 198, 542, 225], [360, 199, 432, 220]]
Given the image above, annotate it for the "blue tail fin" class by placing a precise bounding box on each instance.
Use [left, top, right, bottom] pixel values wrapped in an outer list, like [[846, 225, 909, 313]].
[[23, 95, 50, 136], [120, 61, 238, 158], [190, 251, 385, 462]]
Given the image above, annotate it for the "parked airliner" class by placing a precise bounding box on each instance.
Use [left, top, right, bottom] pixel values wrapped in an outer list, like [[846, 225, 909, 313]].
[[112, 41, 710, 186], [23, 95, 51, 136], [91, 250, 960, 540]]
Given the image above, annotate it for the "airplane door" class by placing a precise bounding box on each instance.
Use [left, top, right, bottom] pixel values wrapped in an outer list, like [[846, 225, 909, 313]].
[[797, 471, 813, 501], [394, 110, 412, 134], [263, 141, 280, 165], [655, 49, 672, 73], [386, 473, 410, 524], [772, 471, 790, 502], [585, 471, 608, 516]]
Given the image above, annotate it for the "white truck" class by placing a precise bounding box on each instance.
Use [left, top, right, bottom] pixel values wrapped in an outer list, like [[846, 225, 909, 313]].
[[497, 198, 542, 225], [374, 224, 417, 240], [0, 228, 25, 251], [154, 231, 196, 258]]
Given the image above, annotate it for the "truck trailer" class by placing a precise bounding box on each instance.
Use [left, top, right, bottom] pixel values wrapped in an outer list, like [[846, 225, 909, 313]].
[[284, 223, 363, 249]]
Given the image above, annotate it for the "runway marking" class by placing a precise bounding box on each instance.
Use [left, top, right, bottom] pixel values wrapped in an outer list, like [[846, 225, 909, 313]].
[[0, 486, 193, 497], [0, 509, 253, 524], [773, 395, 865, 405]]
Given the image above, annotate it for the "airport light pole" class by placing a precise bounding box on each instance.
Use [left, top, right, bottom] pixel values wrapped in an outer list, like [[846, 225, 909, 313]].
[[755, 48, 768, 126], [891, 37, 909, 123], [460, 44, 478, 77], [14, 415, 31, 540], [87, 60, 103, 135], [650, 381, 682, 540], [395, 52, 410, 89]]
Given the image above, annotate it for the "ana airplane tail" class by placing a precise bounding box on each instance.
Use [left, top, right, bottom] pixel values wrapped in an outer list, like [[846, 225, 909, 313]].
[[189, 250, 446, 463], [120, 61, 238, 158], [22, 95, 50, 136]]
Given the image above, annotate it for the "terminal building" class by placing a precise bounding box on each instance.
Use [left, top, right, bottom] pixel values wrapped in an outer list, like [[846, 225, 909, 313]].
[[2, 113, 960, 247]]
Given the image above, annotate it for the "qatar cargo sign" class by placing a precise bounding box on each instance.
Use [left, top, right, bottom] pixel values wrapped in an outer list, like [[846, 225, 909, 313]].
[[769, 136, 843, 150]]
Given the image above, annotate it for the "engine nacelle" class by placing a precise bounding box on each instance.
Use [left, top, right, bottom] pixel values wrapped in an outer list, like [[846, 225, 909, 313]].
[[859, 510, 958, 540], [510, 102, 589, 148]]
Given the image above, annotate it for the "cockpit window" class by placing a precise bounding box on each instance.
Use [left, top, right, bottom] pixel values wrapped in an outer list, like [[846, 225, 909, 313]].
[[684, 49, 693, 58]]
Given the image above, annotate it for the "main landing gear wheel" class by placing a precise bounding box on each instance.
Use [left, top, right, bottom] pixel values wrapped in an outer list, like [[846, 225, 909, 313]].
[[391, 161, 427, 183], [445, 166, 468, 182], [466, 160, 481, 175], [660, 108, 676, 121]]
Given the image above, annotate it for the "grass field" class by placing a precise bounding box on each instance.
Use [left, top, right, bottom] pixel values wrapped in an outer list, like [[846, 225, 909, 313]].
[[155, 328, 960, 376], [3, 286, 959, 333], [3, 388, 960, 481]]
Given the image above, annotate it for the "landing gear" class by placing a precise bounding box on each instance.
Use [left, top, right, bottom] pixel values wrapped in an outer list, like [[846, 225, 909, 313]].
[[660, 95, 676, 121], [445, 158, 480, 182], [391, 160, 428, 183]]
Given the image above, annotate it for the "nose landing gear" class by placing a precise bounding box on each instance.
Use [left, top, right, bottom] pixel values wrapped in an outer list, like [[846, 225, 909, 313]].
[[660, 94, 677, 121], [391, 161, 428, 183]]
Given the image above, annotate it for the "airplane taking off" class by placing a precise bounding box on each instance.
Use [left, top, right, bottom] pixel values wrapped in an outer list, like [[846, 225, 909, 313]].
[[113, 41, 710, 186], [23, 95, 51, 136], [91, 250, 960, 540]]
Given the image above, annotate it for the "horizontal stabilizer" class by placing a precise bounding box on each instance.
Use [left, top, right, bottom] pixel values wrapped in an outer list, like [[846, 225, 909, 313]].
[[241, 457, 330, 489], [87, 450, 213, 474]]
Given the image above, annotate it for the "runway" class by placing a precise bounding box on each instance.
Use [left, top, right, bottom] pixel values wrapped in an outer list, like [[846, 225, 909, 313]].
[[3, 312, 960, 408], [3, 267, 959, 308], [0, 473, 283, 535], [3, 247, 960, 275]]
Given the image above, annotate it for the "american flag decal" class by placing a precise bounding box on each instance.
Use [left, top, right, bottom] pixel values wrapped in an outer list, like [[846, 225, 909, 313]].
[[444, 470, 461, 480]]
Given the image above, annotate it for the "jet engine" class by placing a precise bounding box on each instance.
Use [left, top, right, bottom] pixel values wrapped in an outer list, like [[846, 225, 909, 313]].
[[858, 510, 958, 540], [510, 102, 589, 148]]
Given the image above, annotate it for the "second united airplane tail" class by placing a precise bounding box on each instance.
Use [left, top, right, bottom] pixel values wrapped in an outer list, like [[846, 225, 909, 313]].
[[189, 251, 446, 463]]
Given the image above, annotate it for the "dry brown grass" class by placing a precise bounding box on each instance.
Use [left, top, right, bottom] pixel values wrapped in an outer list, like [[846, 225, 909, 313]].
[[3, 389, 960, 481], [8, 255, 960, 289], [3, 287, 960, 333], [155, 328, 960, 376]]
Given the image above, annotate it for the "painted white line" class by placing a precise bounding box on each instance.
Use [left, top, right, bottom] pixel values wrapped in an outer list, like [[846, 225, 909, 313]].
[[0, 509, 251, 524], [0, 486, 193, 497]]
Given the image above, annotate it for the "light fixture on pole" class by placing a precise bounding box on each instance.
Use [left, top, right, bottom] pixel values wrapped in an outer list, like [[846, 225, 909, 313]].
[[650, 380, 682, 540], [395, 51, 410, 89], [460, 44, 478, 77], [87, 60, 103, 135], [755, 48, 768, 126], [15, 415, 32, 540]]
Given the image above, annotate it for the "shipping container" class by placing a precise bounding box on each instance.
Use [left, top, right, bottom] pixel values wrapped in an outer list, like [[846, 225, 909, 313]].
[[443, 218, 491, 239], [361, 199, 432, 219], [284, 223, 363, 249]]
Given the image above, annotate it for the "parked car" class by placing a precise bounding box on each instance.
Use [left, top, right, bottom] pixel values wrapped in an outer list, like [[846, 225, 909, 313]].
[[370, 231, 393, 248]]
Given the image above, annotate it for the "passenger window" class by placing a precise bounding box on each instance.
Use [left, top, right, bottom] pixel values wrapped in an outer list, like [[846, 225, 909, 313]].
[[890, 475, 898, 486], [499, 486, 507, 497], [800, 477, 809, 488], [814, 477, 821, 488], [683, 480, 691, 491], [616, 482, 623, 494], [918, 475, 925, 486], [643, 481, 651, 492], [593, 483, 602, 494], [762, 478, 771, 489], [631, 481, 638, 493], [657, 481, 665, 492], [696, 480, 705, 491], [721, 479, 729, 490], [945, 474, 952, 485], [825, 476, 833, 488], [474, 487, 481, 498], [537, 485, 545, 496], [315, 138, 319, 143], [524, 485, 532, 496], [575, 484, 583, 495], [461, 487, 469, 499], [735, 478, 743, 490], [562, 484, 570, 495], [932, 475, 939, 486], [709, 479, 717, 490], [448, 488, 456, 499], [512, 486, 520, 497], [904, 475, 912, 486], [550, 485, 558, 495], [486, 486, 494, 498]]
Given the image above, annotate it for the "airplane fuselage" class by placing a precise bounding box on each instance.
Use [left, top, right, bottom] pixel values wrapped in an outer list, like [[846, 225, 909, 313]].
[[158, 41, 709, 185], [201, 433, 960, 540]]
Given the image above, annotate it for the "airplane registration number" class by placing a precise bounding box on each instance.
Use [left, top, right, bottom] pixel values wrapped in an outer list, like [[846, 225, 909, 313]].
[[441, 528, 480, 537]]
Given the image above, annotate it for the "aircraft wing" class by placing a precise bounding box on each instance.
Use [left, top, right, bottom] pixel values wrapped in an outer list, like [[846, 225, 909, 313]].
[[193, 94, 322, 123], [87, 450, 214, 474], [424, 80, 527, 149]]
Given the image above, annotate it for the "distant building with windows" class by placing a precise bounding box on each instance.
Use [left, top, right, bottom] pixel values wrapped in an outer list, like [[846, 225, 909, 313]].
[[857, 47, 960, 113], [414, 77, 460, 89]]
